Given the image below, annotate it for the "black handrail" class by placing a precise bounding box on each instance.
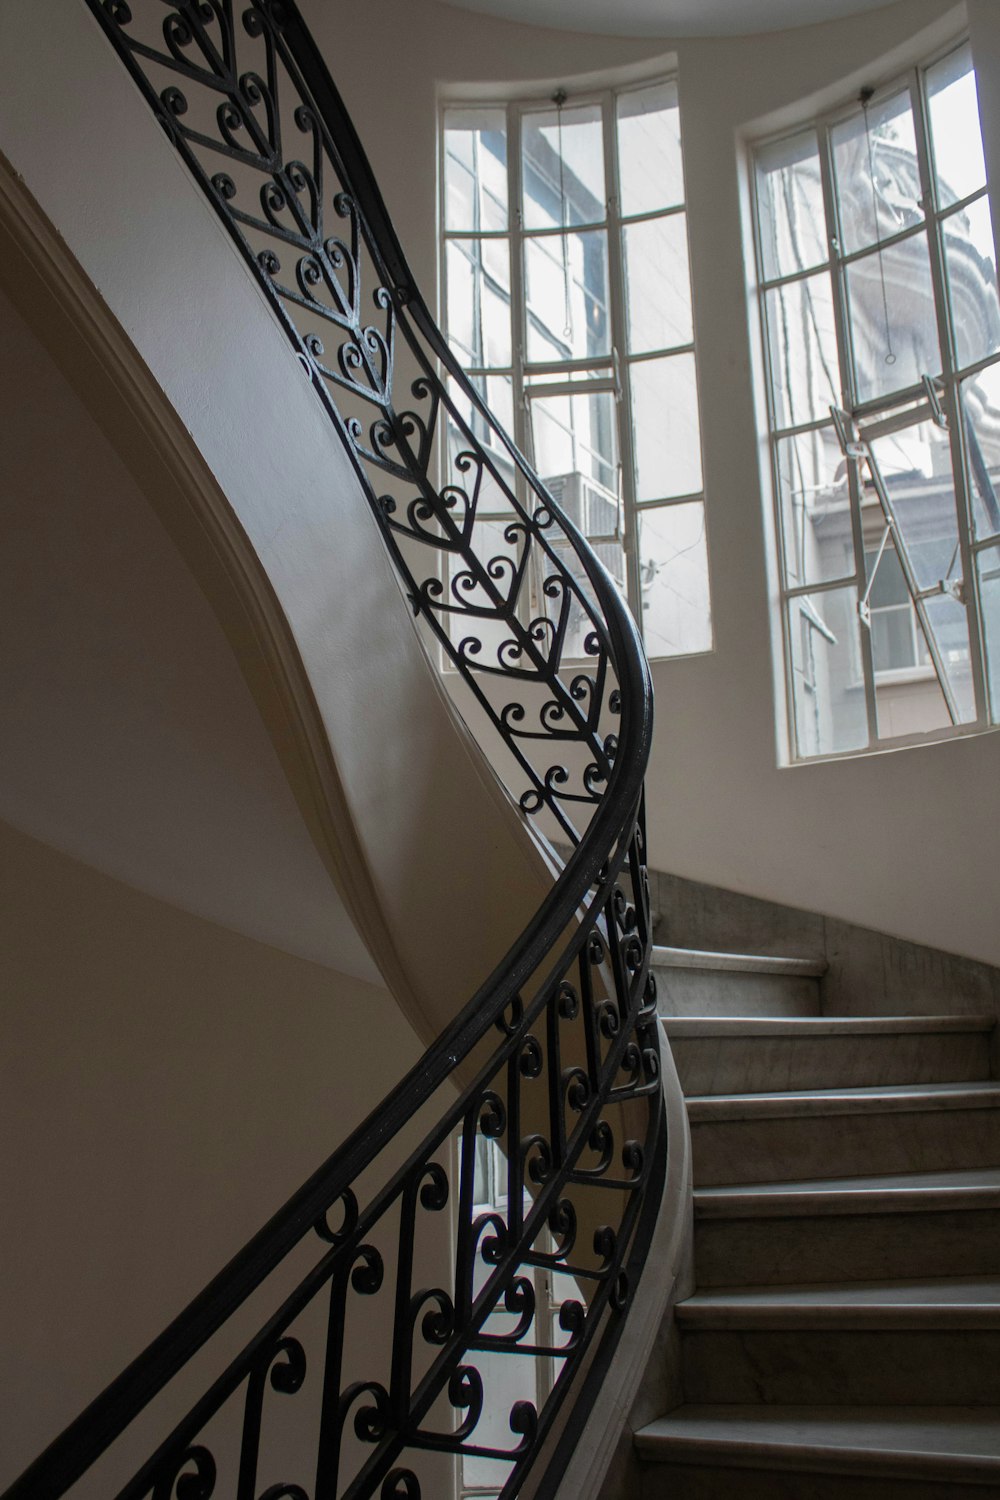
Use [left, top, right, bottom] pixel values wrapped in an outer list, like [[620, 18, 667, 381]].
[[3, 4, 663, 1497]]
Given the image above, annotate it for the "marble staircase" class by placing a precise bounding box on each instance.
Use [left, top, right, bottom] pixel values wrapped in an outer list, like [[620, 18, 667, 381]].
[[633, 945, 1000, 1498]]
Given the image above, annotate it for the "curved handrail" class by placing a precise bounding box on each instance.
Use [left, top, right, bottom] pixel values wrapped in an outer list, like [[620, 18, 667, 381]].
[[3, 4, 664, 1497]]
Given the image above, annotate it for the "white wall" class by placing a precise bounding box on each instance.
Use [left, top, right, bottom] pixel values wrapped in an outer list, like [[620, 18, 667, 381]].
[[0, 0, 558, 1046], [0, 819, 447, 1493], [303, 0, 1000, 967]]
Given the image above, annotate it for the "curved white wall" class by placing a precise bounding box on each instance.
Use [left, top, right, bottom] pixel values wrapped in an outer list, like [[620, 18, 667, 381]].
[[300, 0, 1000, 967], [0, 0, 557, 1042]]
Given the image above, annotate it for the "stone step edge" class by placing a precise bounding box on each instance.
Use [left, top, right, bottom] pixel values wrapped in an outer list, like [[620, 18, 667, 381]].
[[677, 1284, 1000, 1330], [695, 1178, 1000, 1220], [634, 1404, 1000, 1485], [686, 1081, 1000, 1123], [663, 1013, 996, 1038], [651, 946, 826, 978]]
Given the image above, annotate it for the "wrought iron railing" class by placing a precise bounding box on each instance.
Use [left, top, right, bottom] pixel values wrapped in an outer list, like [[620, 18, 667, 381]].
[[3, 3, 662, 1497]]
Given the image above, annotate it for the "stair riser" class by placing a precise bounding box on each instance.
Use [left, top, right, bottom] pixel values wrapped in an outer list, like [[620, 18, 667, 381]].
[[691, 1107, 1000, 1187], [694, 1207, 1000, 1287], [654, 969, 821, 1018], [640, 1461, 999, 1499], [672, 1034, 991, 1095], [682, 1327, 1000, 1406]]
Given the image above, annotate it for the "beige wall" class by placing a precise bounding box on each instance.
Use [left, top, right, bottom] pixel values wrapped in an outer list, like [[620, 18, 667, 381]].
[[0, 817, 447, 1492], [302, 0, 1000, 967]]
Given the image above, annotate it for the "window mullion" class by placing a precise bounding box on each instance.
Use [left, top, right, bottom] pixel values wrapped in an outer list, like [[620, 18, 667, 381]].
[[602, 88, 642, 626], [820, 121, 878, 746], [913, 64, 991, 727]]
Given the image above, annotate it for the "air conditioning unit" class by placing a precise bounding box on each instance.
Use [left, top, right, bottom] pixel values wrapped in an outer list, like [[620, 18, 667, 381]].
[[544, 470, 621, 543], [543, 471, 626, 593]]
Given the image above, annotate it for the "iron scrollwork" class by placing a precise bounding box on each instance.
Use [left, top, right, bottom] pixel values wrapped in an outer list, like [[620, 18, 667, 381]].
[[1, 3, 664, 1498]]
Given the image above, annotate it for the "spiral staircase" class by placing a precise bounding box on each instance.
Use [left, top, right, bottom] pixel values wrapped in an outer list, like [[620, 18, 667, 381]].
[[0, 3, 670, 1498], [4, 6, 999, 1500]]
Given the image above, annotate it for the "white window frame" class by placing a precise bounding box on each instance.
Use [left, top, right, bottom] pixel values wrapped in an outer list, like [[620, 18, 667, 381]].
[[440, 77, 712, 661], [751, 36, 1000, 761]]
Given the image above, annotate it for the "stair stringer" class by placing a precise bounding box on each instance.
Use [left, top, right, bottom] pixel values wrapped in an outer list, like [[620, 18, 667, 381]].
[[0, 0, 557, 1049]]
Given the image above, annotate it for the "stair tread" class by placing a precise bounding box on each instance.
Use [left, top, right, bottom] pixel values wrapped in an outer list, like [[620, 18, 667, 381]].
[[635, 1404, 1000, 1478], [663, 1013, 996, 1037], [652, 945, 826, 977], [678, 1275, 1000, 1328], [695, 1166, 1000, 1217], [687, 1079, 1000, 1122]]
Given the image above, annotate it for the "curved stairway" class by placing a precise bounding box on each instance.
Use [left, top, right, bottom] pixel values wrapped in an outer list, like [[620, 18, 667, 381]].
[[636, 945, 1000, 1498]]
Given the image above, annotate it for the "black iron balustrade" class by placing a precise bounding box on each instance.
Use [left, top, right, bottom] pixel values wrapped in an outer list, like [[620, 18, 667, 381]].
[[2, 3, 663, 1497]]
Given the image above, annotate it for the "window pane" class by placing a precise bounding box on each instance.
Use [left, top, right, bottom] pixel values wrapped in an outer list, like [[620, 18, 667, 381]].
[[976, 542, 1000, 719], [831, 88, 922, 255], [845, 232, 940, 404], [776, 426, 852, 588], [522, 102, 605, 231], [447, 374, 517, 514], [524, 230, 610, 363], [637, 501, 712, 656], [616, 80, 683, 217], [444, 107, 508, 232], [960, 365, 1000, 539], [631, 353, 702, 500], [926, 43, 987, 210], [755, 130, 828, 282], [942, 195, 1000, 370], [624, 214, 692, 354], [789, 587, 869, 756], [765, 271, 840, 428], [529, 389, 619, 499], [446, 238, 512, 368]]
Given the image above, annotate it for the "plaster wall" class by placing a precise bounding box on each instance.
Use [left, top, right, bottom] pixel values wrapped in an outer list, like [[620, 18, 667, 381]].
[[0, 0, 557, 1045], [0, 818, 446, 1494], [301, 0, 1000, 967]]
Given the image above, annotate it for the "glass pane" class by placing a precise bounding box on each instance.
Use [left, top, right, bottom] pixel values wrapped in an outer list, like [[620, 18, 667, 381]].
[[873, 644, 952, 737], [976, 542, 1000, 719], [637, 501, 712, 656], [522, 102, 605, 231], [924, 592, 975, 721], [446, 238, 511, 368], [624, 214, 692, 354], [845, 232, 940, 404], [926, 43, 987, 210], [616, 80, 684, 217], [755, 130, 828, 281], [942, 195, 1000, 370], [444, 107, 508, 232], [960, 366, 1000, 539], [788, 587, 869, 757], [630, 353, 702, 500], [446, 374, 517, 514], [776, 426, 853, 588], [524, 230, 610, 363], [866, 417, 974, 721], [765, 271, 840, 428], [529, 389, 619, 500], [831, 88, 921, 255]]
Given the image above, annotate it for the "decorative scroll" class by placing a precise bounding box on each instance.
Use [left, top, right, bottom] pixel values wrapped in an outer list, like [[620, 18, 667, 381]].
[[1, 4, 663, 1499], [85, 0, 628, 847]]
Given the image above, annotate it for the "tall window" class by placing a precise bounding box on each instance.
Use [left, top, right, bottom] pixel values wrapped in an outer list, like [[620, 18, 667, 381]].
[[753, 40, 1000, 759], [442, 80, 711, 660]]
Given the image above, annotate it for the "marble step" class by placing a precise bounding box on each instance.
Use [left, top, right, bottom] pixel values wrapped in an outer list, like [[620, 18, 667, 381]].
[[664, 1014, 995, 1095], [688, 1081, 1000, 1187], [678, 1277, 1000, 1406], [635, 1404, 1000, 1498], [693, 1168, 1000, 1287], [651, 947, 825, 1018]]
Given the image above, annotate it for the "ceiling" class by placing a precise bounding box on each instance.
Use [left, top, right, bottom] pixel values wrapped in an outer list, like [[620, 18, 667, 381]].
[[440, 0, 904, 38]]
